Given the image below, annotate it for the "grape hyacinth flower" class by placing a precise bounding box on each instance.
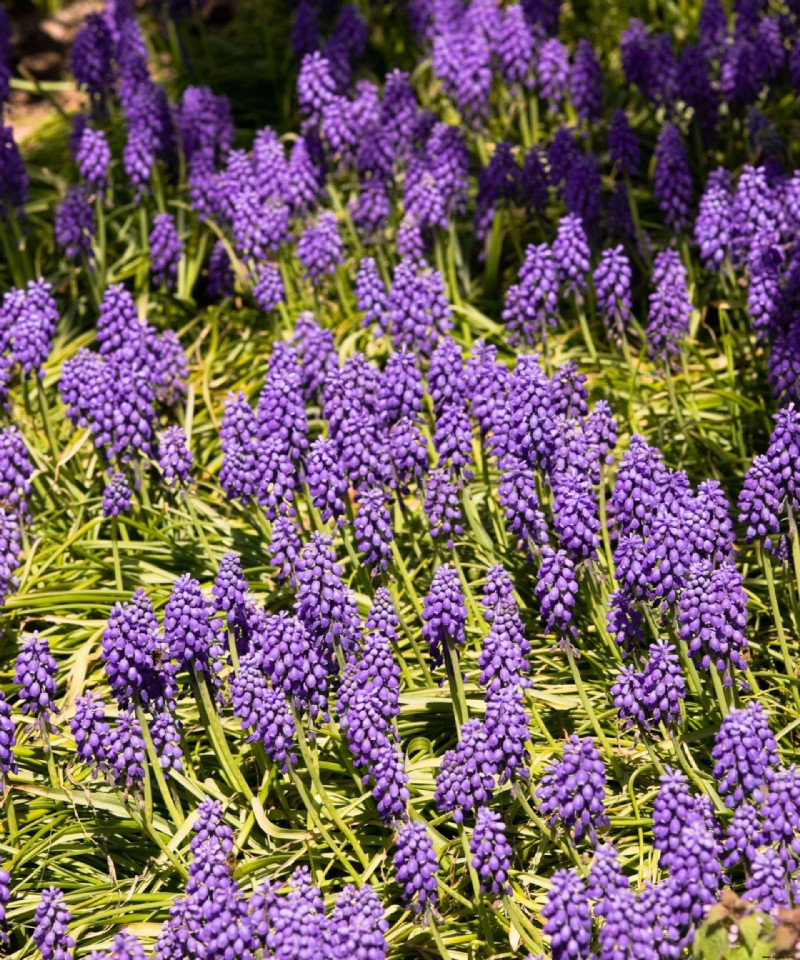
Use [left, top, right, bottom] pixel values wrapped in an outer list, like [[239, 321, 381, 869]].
[[75, 126, 111, 195], [393, 821, 438, 912], [478, 599, 531, 696], [70, 691, 109, 773], [553, 213, 591, 295], [537, 37, 570, 109], [434, 401, 474, 479], [325, 884, 389, 959], [15, 632, 59, 728], [502, 243, 559, 346], [33, 887, 74, 960], [390, 417, 429, 491], [537, 735, 609, 843], [0, 126, 28, 214], [695, 168, 732, 269], [434, 718, 497, 821], [423, 466, 463, 548], [355, 257, 388, 330], [594, 245, 632, 341], [104, 709, 146, 788], [158, 426, 192, 488], [164, 574, 220, 677], [541, 869, 592, 960], [481, 565, 515, 621], [535, 546, 579, 640], [55, 187, 95, 260], [0, 864, 9, 946], [421, 564, 467, 668], [647, 249, 692, 361], [0, 690, 16, 775], [294, 533, 361, 654], [498, 456, 548, 553], [678, 559, 748, 682], [306, 437, 348, 524], [652, 767, 710, 871], [570, 40, 603, 123], [378, 350, 424, 426], [470, 806, 512, 895], [297, 52, 337, 121], [654, 124, 692, 233], [231, 654, 296, 769], [712, 702, 779, 808], [608, 108, 640, 175], [149, 213, 182, 290], [150, 711, 183, 775], [484, 685, 531, 783], [297, 212, 343, 284], [354, 487, 395, 574], [102, 471, 133, 518], [254, 262, 285, 313], [70, 13, 114, 102]]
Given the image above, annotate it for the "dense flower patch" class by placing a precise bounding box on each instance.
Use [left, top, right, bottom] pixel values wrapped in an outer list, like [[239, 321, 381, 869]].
[[4, 0, 800, 957]]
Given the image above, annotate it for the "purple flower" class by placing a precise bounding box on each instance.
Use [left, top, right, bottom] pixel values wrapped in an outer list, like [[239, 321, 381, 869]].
[[570, 39, 602, 123], [286, 136, 323, 216], [258, 612, 331, 718], [390, 417, 429, 491], [534, 546, 579, 638], [541, 869, 591, 960], [738, 454, 783, 547], [104, 708, 146, 787], [294, 533, 361, 655], [434, 718, 497, 822], [207, 240, 235, 299], [102, 470, 133, 518], [548, 126, 579, 191], [678, 559, 748, 681], [475, 141, 520, 242], [647, 249, 692, 361], [428, 335, 466, 413], [481, 564, 515, 621], [537, 37, 570, 108], [652, 767, 710, 872], [594, 245, 632, 341], [71, 13, 114, 100], [75, 127, 111, 194], [520, 146, 549, 213], [564, 151, 601, 227], [33, 888, 74, 960], [744, 848, 790, 911], [723, 802, 763, 869], [158, 426, 192, 488], [267, 515, 301, 586], [0, 866, 9, 946], [0, 126, 28, 214], [553, 213, 591, 295], [761, 765, 800, 859], [393, 821, 438, 912], [654, 124, 692, 233], [164, 574, 220, 676], [484, 684, 531, 782], [423, 467, 463, 549], [427, 123, 469, 216], [298, 52, 337, 120], [712, 702, 778, 808], [478, 599, 530, 698], [305, 437, 348, 524], [537, 735, 609, 843], [387, 258, 453, 355], [354, 487, 395, 574], [231, 653, 296, 769], [355, 257, 388, 330], [470, 807, 512, 894], [292, 314, 336, 402], [694, 168, 732, 269], [297, 212, 344, 284], [434, 401, 474, 480], [149, 213, 182, 290], [502, 243, 559, 345], [55, 187, 95, 260], [325, 885, 389, 959], [102, 588, 173, 709], [150, 711, 183, 775], [498, 456, 548, 554], [551, 467, 599, 560], [0, 690, 17, 775], [15, 632, 59, 726], [612, 640, 685, 730], [254, 262, 285, 313], [378, 350, 424, 427], [404, 158, 447, 230], [466, 340, 510, 436], [421, 563, 466, 668], [366, 587, 400, 640], [608, 108, 640, 175]]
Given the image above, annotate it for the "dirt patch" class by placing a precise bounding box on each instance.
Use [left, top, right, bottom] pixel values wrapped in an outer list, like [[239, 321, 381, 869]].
[[5, 0, 102, 141]]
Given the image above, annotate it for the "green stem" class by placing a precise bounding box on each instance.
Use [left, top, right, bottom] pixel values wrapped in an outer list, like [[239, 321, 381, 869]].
[[136, 704, 185, 826], [760, 544, 800, 711], [565, 647, 623, 780], [444, 638, 468, 734], [192, 673, 253, 799]]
